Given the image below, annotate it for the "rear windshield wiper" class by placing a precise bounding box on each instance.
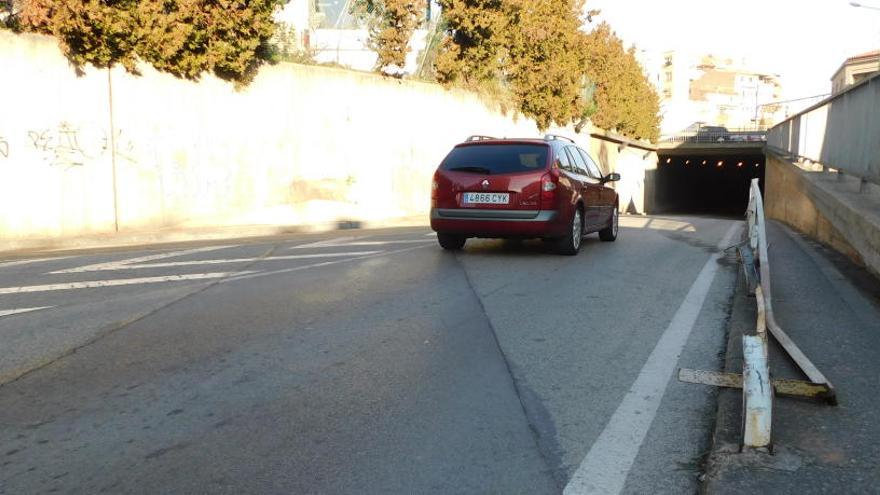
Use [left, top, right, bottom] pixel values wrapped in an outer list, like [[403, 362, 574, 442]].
[[447, 166, 492, 174]]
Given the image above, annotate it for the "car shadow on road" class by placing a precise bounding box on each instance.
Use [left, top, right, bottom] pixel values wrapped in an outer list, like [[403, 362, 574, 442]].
[[459, 237, 604, 257]]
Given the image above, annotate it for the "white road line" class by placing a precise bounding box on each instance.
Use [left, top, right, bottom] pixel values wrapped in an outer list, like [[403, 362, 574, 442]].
[[564, 221, 741, 495], [50, 245, 236, 274], [86, 251, 383, 270], [0, 272, 249, 295], [291, 240, 433, 249], [0, 306, 54, 318], [224, 244, 434, 285], [291, 236, 366, 249], [0, 257, 73, 269]]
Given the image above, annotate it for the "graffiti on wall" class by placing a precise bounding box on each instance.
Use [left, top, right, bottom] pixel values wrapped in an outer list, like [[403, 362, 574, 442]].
[[107, 129, 138, 164], [22, 122, 137, 168], [28, 122, 103, 168]]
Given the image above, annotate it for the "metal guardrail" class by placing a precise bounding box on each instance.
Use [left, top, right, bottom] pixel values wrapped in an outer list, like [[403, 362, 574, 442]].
[[678, 179, 836, 452], [660, 130, 767, 144], [767, 71, 880, 191]]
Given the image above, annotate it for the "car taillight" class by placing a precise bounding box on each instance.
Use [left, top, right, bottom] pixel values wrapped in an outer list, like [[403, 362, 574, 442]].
[[541, 171, 558, 209], [431, 172, 440, 203]]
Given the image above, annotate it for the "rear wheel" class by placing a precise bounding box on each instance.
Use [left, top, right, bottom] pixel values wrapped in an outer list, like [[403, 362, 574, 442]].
[[556, 208, 583, 255], [599, 206, 619, 242], [437, 233, 466, 250]]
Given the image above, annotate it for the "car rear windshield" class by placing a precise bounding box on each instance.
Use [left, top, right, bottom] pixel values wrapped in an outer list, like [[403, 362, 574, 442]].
[[441, 144, 549, 175]]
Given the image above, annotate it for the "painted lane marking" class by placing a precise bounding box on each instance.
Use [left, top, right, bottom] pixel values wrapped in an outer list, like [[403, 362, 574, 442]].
[[0, 272, 250, 295], [0, 257, 73, 269], [290, 239, 433, 249], [291, 236, 366, 249], [50, 246, 236, 274], [81, 251, 383, 271], [563, 221, 741, 495], [224, 244, 434, 285], [0, 306, 54, 318], [618, 216, 696, 232]]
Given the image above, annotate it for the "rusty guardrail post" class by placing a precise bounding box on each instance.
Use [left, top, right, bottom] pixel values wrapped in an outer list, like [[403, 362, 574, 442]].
[[678, 178, 837, 452], [742, 333, 772, 450], [741, 185, 773, 450]]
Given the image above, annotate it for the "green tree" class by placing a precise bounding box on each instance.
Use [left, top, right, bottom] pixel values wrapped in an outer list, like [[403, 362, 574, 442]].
[[136, 1, 281, 83], [18, 0, 283, 85], [579, 22, 660, 141], [353, 0, 426, 74], [433, 0, 506, 86], [20, 0, 141, 72], [434, 3, 659, 137], [435, 0, 590, 130], [505, 0, 589, 130]]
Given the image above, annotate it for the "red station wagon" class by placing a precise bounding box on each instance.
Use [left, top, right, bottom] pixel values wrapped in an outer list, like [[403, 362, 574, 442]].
[[430, 134, 620, 255]]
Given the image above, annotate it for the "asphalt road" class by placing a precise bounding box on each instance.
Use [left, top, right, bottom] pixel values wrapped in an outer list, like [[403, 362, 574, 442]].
[[0, 215, 741, 494]]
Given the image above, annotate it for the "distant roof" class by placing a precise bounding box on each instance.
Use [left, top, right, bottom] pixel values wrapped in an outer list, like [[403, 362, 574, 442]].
[[831, 50, 880, 82], [847, 50, 880, 62]]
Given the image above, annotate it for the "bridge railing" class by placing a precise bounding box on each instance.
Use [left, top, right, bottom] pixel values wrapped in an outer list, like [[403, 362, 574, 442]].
[[767, 71, 880, 189], [660, 129, 767, 144]]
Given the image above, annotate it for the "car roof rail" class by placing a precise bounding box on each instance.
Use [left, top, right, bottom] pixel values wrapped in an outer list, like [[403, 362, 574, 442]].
[[465, 135, 497, 142], [543, 134, 575, 144]]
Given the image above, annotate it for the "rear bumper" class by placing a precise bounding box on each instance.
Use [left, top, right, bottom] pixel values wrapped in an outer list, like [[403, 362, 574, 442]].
[[430, 208, 564, 237]]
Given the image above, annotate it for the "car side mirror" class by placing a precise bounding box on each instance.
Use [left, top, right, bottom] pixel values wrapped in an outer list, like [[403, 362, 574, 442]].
[[602, 172, 621, 183]]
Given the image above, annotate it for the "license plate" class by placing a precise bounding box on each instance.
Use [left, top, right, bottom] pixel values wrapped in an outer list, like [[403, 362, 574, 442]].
[[462, 192, 510, 205]]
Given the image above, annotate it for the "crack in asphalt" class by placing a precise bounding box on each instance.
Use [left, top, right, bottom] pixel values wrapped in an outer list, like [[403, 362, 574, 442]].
[[453, 251, 564, 491]]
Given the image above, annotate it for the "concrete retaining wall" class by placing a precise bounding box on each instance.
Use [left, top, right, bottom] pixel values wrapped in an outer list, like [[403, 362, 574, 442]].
[[765, 152, 880, 278], [0, 32, 656, 249], [588, 133, 656, 214]]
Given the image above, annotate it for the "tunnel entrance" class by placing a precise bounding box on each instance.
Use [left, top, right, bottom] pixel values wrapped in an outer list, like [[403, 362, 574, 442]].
[[652, 151, 765, 216]]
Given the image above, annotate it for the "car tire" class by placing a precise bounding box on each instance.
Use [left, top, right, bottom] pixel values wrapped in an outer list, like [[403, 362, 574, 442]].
[[437, 233, 466, 250], [556, 207, 583, 256], [599, 206, 619, 242]]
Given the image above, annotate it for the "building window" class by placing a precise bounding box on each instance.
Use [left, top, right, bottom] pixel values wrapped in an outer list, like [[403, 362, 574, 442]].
[[665, 72, 673, 82]]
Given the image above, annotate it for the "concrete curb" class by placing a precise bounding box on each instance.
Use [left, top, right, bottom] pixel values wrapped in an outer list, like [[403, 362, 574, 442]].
[[701, 264, 750, 489]]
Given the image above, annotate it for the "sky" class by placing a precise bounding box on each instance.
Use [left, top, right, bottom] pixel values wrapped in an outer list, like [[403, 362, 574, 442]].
[[586, 0, 880, 101]]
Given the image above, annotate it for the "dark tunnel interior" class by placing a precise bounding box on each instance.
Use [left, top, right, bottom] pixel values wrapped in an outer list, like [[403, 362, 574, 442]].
[[651, 152, 765, 217]]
